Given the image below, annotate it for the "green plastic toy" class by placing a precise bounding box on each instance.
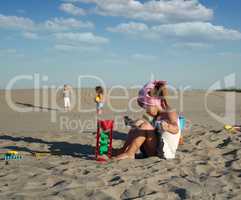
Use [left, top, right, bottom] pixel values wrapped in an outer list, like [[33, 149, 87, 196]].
[[95, 120, 114, 161], [99, 131, 110, 155]]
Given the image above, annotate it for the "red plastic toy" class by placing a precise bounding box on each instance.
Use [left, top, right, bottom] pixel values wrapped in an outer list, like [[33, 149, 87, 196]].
[[95, 120, 114, 161]]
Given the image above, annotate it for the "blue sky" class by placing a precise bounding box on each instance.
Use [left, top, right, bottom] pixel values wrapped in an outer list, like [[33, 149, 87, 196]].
[[0, 0, 241, 89]]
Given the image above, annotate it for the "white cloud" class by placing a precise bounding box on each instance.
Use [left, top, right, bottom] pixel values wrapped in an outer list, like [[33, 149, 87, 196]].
[[107, 22, 158, 39], [54, 32, 109, 45], [131, 53, 157, 61], [0, 48, 24, 58], [173, 42, 211, 49], [0, 14, 94, 32], [43, 17, 94, 31], [59, 3, 86, 16], [0, 14, 35, 30], [62, 0, 82, 2], [62, 0, 213, 23], [108, 22, 241, 41], [107, 22, 148, 34], [54, 44, 99, 52], [0, 14, 107, 50], [217, 52, 241, 58], [54, 44, 79, 51], [23, 32, 39, 40], [152, 22, 241, 40]]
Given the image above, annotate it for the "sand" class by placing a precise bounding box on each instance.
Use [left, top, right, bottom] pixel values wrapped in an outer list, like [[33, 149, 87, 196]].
[[0, 89, 241, 200]]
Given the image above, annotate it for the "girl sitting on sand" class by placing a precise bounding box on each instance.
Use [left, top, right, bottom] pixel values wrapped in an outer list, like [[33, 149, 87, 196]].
[[95, 86, 104, 115], [115, 81, 180, 160]]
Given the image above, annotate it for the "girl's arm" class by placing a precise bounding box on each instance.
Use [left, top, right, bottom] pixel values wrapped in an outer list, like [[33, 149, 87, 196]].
[[161, 111, 179, 134]]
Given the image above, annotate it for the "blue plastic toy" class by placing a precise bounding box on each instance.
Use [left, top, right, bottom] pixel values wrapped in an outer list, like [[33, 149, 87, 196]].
[[0, 151, 22, 161], [4, 154, 22, 160], [179, 115, 186, 131]]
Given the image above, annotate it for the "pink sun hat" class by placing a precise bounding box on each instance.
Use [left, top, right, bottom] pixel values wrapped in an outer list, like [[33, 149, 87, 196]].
[[137, 80, 167, 109]]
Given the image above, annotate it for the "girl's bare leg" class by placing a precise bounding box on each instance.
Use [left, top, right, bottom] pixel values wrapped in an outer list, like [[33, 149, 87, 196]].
[[113, 129, 137, 155], [119, 120, 152, 153], [115, 132, 146, 160], [115, 122, 155, 160], [97, 109, 101, 115], [142, 131, 157, 156]]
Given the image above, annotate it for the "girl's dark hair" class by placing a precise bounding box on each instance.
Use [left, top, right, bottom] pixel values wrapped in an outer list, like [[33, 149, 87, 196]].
[[149, 82, 169, 110], [149, 82, 166, 98], [95, 86, 103, 94]]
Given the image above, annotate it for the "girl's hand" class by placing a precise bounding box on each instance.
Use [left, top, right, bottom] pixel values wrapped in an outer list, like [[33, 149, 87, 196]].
[[161, 121, 169, 132]]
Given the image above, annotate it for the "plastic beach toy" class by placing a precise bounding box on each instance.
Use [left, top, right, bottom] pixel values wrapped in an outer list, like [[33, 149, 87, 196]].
[[179, 116, 186, 131], [3, 151, 22, 160], [95, 120, 114, 161], [34, 152, 52, 158], [224, 125, 241, 133], [7, 151, 19, 155]]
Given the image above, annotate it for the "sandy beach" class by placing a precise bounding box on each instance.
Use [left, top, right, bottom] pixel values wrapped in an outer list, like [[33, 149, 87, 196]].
[[0, 89, 241, 200]]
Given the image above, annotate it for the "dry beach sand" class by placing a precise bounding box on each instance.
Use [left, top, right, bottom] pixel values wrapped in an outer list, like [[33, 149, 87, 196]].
[[0, 89, 241, 200]]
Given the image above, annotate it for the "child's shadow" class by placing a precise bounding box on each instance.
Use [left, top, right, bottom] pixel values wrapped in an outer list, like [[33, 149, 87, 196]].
[[0, 135, 95, 159], [15, 101, 59, 111], [113, 131, 128, 141]]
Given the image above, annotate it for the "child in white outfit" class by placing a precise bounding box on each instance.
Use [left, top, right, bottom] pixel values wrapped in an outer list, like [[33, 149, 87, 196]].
[[63, 84, 71, 111]]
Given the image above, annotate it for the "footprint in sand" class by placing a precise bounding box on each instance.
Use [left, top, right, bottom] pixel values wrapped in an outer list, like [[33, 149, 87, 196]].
[[222, 149, 238, 160], [82, 169, 90, 175], [230, 159, 241, 171], [120, 184, 156, 200], [109, 175, 125, 186], [51, 180, 67, 188], [85, 190, 116, 200], [170, 187, 189, 200], [217, 137, 232, 149], [46, 177, 69, 189]]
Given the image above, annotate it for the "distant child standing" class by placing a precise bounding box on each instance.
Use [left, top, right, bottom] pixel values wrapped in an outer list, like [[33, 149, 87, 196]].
[[63, 84, 71, 111], [95, 86, 104, 115]]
